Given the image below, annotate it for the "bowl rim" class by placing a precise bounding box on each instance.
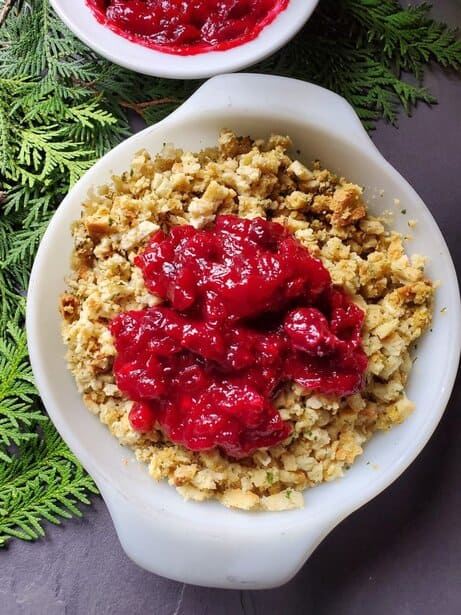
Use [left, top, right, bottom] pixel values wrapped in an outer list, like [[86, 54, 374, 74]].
[[49, 0, 319, 79], [26, 74, 461, 534]]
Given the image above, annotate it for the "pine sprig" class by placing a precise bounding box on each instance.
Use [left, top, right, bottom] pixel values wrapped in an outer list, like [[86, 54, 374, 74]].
[[0, 0, 459, 547], [0, 422, 98, 544], [258, 0, 460, 126], [342, 1, 461, 77], [0, 311, 47, 463]]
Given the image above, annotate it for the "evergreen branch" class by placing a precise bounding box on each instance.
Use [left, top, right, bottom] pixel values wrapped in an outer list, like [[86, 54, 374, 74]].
[[0, 422, 98, 545], [0, 311, 48, 463], [0, 0, 19, 27], [119, 97, 181, 116], [3, 217, 51, 267]]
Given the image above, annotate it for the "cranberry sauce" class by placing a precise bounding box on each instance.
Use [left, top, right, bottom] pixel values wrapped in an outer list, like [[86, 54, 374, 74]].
[[110, 215, 367, 458], [87, 0, 288, 55]]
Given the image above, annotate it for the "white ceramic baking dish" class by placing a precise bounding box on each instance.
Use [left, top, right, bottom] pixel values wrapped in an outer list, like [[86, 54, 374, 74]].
[[27, 74, 461, 589]]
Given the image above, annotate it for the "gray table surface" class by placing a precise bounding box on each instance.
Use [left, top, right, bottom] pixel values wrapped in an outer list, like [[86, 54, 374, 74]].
[[2, 2, 461, 614]]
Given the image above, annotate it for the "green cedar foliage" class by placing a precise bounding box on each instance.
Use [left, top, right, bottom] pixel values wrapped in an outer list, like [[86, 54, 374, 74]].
[[0, 0, 460, 545]]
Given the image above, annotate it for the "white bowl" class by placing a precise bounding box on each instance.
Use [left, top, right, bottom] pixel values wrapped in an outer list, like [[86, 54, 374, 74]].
[[27, 74, 461, 589], [49, 0, 318, 79]]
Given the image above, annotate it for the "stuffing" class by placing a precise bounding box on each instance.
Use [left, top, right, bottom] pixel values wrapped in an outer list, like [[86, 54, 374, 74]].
[[60, 131, 434, 512]]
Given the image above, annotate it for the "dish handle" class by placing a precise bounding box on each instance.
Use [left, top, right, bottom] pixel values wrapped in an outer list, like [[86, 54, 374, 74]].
[[168, 73, 376, 153], [97, 474, 341, 589]]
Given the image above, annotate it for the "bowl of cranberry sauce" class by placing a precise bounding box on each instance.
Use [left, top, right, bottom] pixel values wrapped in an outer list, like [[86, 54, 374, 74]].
[[87, 0, 291, 56], [49, 0, 319, 78]]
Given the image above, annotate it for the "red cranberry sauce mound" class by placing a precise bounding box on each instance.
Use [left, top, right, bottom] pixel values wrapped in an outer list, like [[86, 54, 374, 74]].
[[110, 215, 367, 458], [87, 0, 289, 55]]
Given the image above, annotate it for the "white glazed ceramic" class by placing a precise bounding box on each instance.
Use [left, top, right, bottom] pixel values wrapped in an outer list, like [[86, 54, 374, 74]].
[[49, 0, 318, 79], [27, 74, 461, 589]]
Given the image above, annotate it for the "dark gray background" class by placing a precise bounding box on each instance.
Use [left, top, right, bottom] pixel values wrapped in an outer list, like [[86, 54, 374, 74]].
[[2, 2, 461, 613]]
